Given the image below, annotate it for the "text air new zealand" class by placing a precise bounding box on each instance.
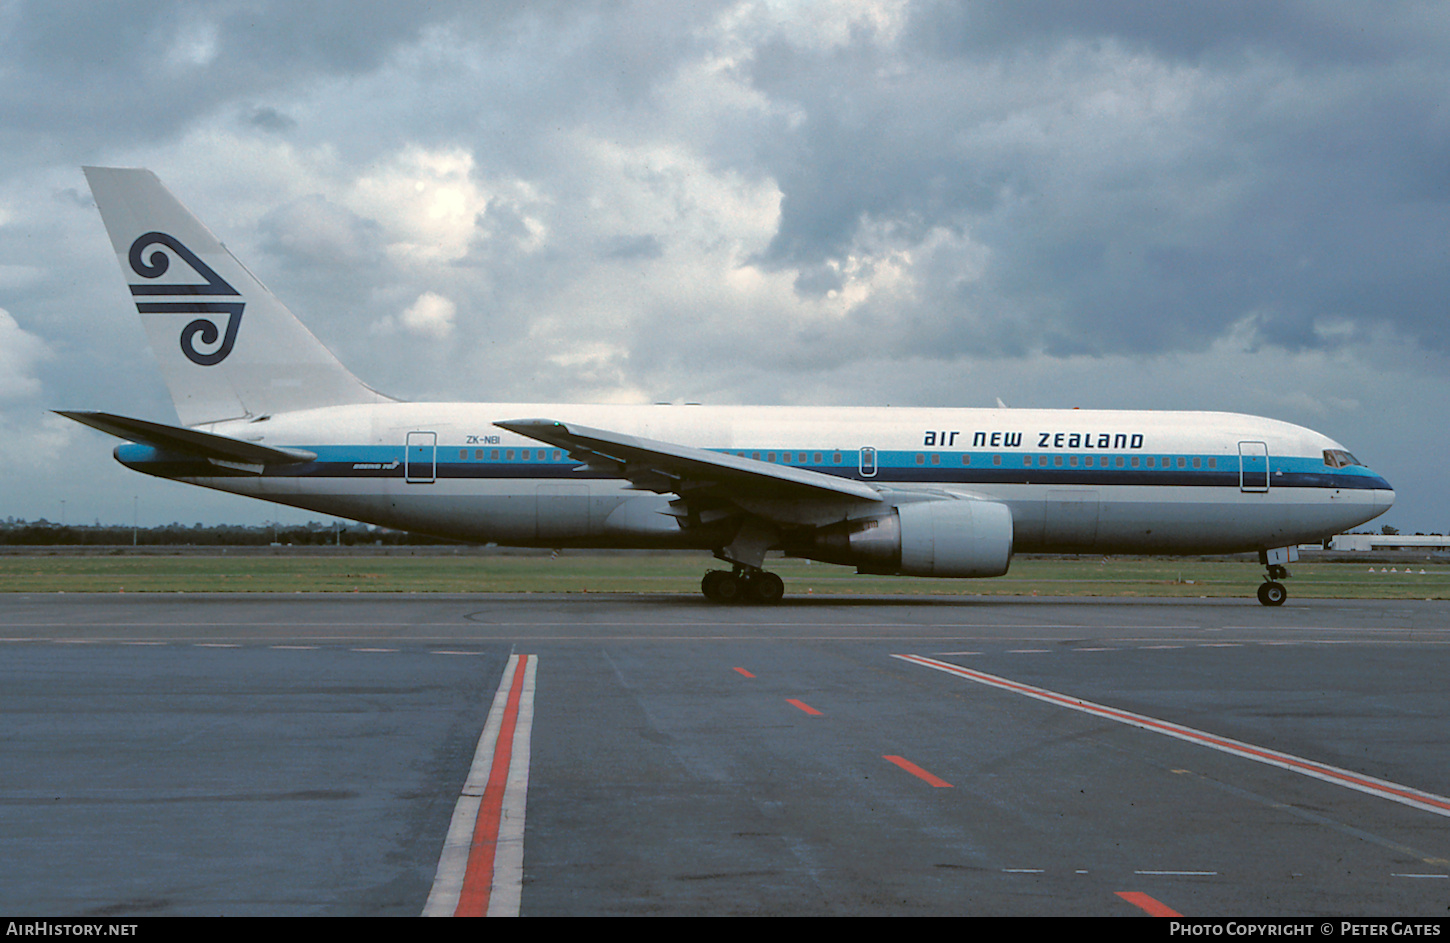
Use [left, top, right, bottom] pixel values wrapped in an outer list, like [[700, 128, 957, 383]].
[[63, 167, 1394, 606]]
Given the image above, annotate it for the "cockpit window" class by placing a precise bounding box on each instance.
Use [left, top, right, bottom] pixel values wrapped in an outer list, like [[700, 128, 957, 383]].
[[1323, 449, 1362, 468]]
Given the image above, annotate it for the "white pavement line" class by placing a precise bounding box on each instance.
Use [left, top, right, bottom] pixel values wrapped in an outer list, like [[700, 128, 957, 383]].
[[893, 654, 1450, 820], [423, 653, 537, 917]]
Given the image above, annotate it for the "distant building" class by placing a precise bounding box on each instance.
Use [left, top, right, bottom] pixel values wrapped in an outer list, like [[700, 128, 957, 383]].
[[1329, 534, 1450, 551]]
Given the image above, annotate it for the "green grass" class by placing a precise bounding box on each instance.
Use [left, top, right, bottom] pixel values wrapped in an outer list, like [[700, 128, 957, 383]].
[[0, 551, 1446, 598]]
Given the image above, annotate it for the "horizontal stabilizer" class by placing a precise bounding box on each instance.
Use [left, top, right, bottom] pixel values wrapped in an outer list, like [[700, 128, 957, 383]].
[[56, 411, 315, 465]]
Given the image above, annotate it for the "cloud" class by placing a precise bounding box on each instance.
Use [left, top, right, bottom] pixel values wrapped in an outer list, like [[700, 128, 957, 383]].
[[0, 308, 49, 401], [3, 0, 1449, 529], [397, 291, 457, 340]]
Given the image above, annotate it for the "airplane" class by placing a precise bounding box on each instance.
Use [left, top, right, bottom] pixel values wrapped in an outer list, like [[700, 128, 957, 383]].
[[60, 167, 1395, 606]]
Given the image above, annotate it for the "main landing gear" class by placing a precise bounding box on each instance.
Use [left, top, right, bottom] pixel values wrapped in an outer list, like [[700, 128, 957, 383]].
[[701, 568, 785, 604]]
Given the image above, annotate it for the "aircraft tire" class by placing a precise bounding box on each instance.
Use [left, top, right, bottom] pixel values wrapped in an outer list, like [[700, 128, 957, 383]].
[[746, 571, 785, 605], [1257, 581, 1287, 606], [702, 570, 743, 603]]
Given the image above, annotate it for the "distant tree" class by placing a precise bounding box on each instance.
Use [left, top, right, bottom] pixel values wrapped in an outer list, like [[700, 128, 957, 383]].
[[1381, 525, 1400, 535]]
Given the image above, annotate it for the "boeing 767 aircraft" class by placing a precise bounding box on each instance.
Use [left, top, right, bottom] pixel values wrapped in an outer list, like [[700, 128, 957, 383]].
[[60, 167, 1394, 605]]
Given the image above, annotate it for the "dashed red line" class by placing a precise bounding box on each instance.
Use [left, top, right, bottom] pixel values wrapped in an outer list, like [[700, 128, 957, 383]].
[[1116, 891, 1183, 917], [787, 698, 823, 715], [884, 755, 953, 787]]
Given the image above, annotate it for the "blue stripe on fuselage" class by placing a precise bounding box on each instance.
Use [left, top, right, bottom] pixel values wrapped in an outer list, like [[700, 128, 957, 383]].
[[115, 442, 1391, 491]]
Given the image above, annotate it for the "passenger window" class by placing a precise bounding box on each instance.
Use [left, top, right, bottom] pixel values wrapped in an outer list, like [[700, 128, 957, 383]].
[[813, 452, 823, 464], [459, 450, 467, 460], [915, 454, 924, 465]]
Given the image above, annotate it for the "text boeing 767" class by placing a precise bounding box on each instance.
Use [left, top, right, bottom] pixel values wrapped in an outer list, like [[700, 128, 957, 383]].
[[61, 167, 1394, 605]]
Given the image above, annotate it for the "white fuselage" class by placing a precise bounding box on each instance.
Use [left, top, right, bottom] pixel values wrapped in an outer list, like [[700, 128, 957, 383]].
[[114, 402, 1395, 558]]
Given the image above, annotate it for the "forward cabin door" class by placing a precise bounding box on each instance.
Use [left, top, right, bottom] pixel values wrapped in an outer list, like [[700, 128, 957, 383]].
[[1238, 441, 1269, 493], [406, 431, 437, 484]]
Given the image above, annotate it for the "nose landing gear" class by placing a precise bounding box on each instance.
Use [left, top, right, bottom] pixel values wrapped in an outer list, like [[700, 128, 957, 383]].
[[1257, 577, 1287, 606], [1256, 548, 1296, 606]]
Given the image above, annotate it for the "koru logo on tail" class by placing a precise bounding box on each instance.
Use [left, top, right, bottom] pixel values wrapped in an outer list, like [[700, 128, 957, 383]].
[[128, 232, 244, 366]]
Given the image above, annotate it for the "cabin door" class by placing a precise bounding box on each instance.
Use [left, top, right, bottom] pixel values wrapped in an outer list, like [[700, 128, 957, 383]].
[[859, 446, 877, 478], [1238, 441, 1269, 493], [405, 431, 437, 484]]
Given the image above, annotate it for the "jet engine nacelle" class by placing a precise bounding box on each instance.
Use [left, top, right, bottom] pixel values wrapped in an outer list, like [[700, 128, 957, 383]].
[[803, 499, 1013, 578]]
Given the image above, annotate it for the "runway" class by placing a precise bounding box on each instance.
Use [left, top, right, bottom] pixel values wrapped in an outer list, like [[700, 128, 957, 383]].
[[2, 593, 1448, 916]]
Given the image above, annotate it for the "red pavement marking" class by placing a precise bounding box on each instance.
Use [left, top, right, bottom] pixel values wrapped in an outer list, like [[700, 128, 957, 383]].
[[883, 755, 953, 787], [1116, 891, 1183, 917]]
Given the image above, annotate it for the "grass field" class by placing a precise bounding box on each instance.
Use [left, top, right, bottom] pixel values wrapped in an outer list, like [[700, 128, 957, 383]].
[[0, 550, 1446, 598]]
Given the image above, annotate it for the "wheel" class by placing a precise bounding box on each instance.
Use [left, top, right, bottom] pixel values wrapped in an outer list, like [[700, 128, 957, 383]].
[[701, 570, 743, 603], [746, 571, 785, 604], [1257, 581, 1287, 606]]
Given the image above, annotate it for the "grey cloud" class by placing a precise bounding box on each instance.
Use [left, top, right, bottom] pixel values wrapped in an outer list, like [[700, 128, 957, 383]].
[[599, 234, 663, 261], [4, 0, 1450, 529], [0, 0, 483, 161], [245, 106, 297, 134], [903, 0, 1436, 66], [258, 195, 382, 270], [731, 2, 1450, 363]]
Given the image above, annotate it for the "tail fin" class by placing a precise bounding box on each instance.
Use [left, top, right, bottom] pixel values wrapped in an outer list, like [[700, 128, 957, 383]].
[[83, 167, 390, 426]]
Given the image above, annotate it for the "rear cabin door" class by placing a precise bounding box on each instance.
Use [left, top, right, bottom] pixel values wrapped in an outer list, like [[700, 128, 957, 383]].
[[405, 431, 437, 484]]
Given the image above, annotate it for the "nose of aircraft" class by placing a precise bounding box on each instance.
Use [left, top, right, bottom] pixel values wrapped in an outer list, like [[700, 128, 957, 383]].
[[1363, 465, 1395, 516]]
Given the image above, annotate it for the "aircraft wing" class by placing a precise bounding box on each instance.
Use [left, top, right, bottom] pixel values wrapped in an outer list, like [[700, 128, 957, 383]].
[[56, 410, 316, 466], [494, 418, 884, 509]]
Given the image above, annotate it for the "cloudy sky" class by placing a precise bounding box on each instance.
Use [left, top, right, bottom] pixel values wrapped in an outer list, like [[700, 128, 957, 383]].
[[1, 0, 1445, 531]]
